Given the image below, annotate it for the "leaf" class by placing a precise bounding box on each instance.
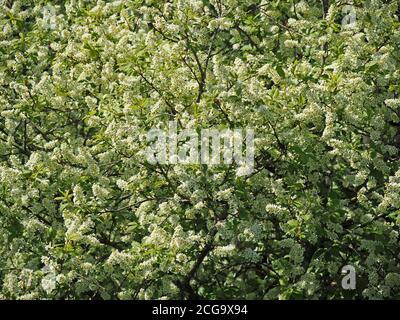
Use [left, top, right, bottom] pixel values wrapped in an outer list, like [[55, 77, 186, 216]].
[[287, 219, 299, 229], [275, 66, 285, 78]]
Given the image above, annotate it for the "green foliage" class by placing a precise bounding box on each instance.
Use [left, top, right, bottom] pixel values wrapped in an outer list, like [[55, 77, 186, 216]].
[[1, 0, 400, 300]]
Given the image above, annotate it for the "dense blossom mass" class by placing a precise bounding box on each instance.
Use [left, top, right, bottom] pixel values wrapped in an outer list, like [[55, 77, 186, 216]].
[[1, 0, 400, 299]]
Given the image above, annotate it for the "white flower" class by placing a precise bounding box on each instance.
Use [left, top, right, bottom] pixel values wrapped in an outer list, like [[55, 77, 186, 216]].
[[25, 152, 41, 169], [85, 96, 98, 108], [41, 274, 56, 294], [354, 170, 369, 186], [236, 164, 253, 176], [50, 42, 62, 51], [214, 244, 236, 257], [92, 183, 109, 199], [116, 179, 129, 190], [241, 248, 260, 263], [270, 25, 279, 34], [175, 253, 187, 263], [284, 39, 299, 48], [73, 185, 85, 205], [265, 204, 287, 214], [216, 188, 234, 201], [385, 99, 400, 108]]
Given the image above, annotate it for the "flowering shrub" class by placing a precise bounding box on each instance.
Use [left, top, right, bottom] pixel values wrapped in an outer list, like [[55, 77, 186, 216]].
[[1, 0, 400, 300]]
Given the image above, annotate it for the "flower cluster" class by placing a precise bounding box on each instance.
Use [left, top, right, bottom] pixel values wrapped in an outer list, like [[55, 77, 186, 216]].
[[0, 0, 400, 300]]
